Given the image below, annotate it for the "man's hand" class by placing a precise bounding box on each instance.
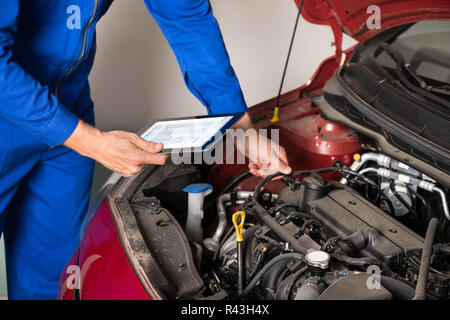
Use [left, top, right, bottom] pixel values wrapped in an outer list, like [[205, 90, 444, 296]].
[[63, 120, 168, 177], [233, 113, 292, 178]]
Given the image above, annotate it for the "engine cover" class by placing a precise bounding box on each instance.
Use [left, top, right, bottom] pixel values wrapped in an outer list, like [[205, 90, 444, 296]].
[[301, 181, 425, 266]]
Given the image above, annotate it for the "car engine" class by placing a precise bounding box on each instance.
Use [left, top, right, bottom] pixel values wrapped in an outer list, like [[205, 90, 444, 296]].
[[175, 151, 450, 300]]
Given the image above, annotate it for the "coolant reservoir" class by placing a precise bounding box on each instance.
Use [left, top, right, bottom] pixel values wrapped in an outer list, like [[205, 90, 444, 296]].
[[183, 183, 213, 244]]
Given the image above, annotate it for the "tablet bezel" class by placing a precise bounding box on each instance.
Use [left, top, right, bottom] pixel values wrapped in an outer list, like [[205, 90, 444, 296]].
[[138, 112, 246, 154]]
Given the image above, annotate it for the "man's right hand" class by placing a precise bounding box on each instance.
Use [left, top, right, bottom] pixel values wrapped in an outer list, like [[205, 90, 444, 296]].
[[63, 120, 169, 177]]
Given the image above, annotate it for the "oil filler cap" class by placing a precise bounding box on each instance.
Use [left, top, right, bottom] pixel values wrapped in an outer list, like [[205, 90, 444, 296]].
[[301, 173, 331, 211], [305, 249, 330, 270]]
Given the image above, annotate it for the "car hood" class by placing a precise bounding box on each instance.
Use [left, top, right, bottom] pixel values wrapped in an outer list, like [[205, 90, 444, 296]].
[[296, 0, 450, 43]]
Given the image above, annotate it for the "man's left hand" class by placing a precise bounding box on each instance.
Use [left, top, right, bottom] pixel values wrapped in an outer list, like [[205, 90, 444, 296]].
[[233, 113, 292, 178]]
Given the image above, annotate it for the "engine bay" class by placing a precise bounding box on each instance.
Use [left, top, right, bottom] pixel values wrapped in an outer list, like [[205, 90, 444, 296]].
[[124, 146, 450, 300]]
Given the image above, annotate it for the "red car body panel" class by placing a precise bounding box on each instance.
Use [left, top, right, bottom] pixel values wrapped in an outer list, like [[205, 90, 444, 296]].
[[298, 0, 450, 42], [58, 200, 152, 300], [297, 0, 450, 62]]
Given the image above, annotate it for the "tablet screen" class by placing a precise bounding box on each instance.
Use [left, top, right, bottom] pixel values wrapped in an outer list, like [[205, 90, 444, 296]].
[[141, 115, 235, 150]]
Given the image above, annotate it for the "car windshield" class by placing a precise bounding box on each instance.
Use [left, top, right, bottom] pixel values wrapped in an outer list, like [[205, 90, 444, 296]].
[[376, 20, 450, 85]]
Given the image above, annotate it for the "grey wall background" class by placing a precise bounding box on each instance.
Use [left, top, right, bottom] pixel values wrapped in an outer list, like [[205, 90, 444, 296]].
[[90, 0, 355, 132], [0, 0, 355, 297]]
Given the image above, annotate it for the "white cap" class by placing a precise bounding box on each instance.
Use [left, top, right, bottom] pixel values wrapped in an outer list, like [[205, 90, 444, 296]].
[[305, 250, 330, 269]]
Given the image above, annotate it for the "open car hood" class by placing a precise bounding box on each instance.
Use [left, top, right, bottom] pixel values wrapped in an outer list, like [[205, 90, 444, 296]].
[[296, 0, 450, 43]]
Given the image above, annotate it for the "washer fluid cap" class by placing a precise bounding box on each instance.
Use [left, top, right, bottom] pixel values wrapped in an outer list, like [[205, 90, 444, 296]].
[[183, 183, 213, 194]]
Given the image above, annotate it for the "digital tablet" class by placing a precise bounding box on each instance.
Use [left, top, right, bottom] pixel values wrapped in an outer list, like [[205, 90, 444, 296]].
[[140, 112, 245, 153]]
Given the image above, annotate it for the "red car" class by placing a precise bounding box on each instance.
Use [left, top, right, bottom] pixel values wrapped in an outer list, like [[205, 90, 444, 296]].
[[58, 0, 450, 300]]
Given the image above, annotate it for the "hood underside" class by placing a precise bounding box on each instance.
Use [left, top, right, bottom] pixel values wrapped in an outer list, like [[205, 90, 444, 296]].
[[296, 0, 450, 43]]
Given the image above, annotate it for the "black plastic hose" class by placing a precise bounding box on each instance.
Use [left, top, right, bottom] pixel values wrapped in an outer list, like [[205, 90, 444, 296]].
[[331, 253, 379, 267], [240, 253, 304, 298], [219, 169, 251, 197], [379, 276, 415, 300], [413, 217, 439, 300]]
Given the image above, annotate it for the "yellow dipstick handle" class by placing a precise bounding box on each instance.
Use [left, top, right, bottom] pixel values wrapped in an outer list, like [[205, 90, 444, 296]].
[[232, 211, 246, 242], [270, 107, 280, 123]]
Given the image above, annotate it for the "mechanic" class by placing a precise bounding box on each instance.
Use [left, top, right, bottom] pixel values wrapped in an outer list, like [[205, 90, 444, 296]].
[[0, 0, 291, 299]]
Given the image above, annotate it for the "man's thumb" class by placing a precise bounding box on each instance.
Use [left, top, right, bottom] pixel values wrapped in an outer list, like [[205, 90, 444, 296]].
[[148, 142, 164, 153], [134, 136, 164, 153], [279, 160, 292, 174]]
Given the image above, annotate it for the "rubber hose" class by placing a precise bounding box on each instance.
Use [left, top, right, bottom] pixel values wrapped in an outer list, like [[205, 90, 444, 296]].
[[262, 260, 291, 299], [331, 253, 379, 267], [240, 253, 304, 298], [379, 276, 415, 300], [413, 217, 439, 300]]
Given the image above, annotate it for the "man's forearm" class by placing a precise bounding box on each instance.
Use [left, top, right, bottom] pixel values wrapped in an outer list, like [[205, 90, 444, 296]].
[[62, 120, 102, 158], [233, 113, 254, 130]]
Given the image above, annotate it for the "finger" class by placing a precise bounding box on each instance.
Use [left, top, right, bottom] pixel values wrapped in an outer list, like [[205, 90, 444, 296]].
[[249, 165, 275, 178], [141, 152, 169, 166], [248, 163, 264, 177], [132, 135, 164, 154], [249, 167, 259, 176], [271, 148, 291, 174], [279, 148, 291, 168], [256, 161, 271, 169], [273, 159, 292, 175], [121, 165, 145, 177]]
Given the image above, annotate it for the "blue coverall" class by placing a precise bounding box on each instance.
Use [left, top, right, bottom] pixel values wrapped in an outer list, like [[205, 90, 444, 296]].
[[0, 0, 247, 299]]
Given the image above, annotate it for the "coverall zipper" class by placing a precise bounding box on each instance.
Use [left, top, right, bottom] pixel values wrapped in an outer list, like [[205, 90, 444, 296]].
[[54, 0, 99, 98]]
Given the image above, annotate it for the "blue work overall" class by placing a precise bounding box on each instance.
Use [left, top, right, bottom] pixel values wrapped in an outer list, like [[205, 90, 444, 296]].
[[0, 0, 247, 299]]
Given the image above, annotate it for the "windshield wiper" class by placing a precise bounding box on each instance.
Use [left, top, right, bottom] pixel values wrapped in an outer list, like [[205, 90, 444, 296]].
[[376, 43, 450, 107]]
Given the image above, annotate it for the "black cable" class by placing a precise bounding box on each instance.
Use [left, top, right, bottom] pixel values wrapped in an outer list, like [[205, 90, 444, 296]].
[[389, 179, 417, 218], [219, 168, 251, 197], [410, 256, 450, 277], [338, 168, 379, 189], [380, 194, 396, 217], [271, 203, 301, 214], [253, 172, 285, 197], [300, 219, 320, 233], [203, 168, 251, 213], [253, 168, 334, 198], [253, 167, 379, 198], [406, 184, 428, 208], [257, 234, 284, 250], [275, 0, 304, 110]]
